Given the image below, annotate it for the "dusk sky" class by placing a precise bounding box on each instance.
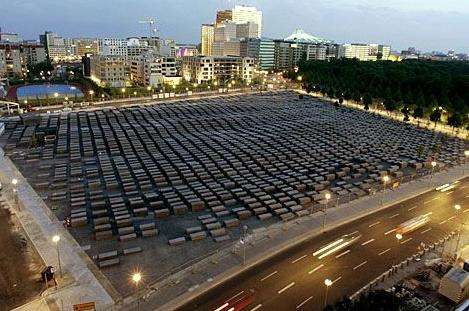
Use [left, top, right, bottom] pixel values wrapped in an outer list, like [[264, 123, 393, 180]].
[[1, 0, 468, 52]]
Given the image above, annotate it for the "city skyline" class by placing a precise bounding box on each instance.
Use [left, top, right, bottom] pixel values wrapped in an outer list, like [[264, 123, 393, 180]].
[[1, 0, 468, 53]]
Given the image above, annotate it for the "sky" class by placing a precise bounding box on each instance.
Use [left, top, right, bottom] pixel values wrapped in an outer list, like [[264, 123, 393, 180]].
[[1, 0, 468, 53]]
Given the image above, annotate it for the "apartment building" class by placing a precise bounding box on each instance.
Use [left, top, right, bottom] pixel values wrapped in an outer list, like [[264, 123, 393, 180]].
[[90, 55, 128, 87], [182, 55, 255, 84]]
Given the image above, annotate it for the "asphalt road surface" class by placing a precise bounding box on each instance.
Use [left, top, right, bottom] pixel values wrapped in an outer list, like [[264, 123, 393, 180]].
[[179, 178, 469, 311]]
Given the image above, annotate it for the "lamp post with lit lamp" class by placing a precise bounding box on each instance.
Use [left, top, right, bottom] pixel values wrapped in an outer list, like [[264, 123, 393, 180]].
[[464, 150, 469, 174], [380, 175, 390, 206], [395, 233, 403, 272], [88, 90, 94, 102], [52, 235, 62, 278], [322, 192, 331, 231], [53, 92, 59, 105], [121, 88, 126, 98], [430, 161, 437, 178], [240, 225, 248, 266], [11, 178, 18, 207], [324, 278, 333, 308], [455, 204, 463, 258], [132, 272, 142, 311]]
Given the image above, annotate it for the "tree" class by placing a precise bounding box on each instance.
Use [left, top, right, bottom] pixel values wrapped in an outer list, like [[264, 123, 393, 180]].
[[363, 94, 372, 111], [297, 59, 469, 126], [429, 109, 441, 127], [447, 113, 463, 131], [413, 106, 424, 119], [384, 99, 397, 112]]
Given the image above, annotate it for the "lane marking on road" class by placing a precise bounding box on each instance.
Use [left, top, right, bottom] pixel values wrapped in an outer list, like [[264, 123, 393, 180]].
[[226, 291, 244, 302], [424, 198, 438, 205], [335, 250, 350, 258], [250, 304, 263, 311], [353, 261, 368, 270], [260, 271, 278, 282], [378, 248, 391, 256], [308, 264, 324, 274], [445, 190, 454, 195], [421, 228, 432, 234], [278, 282, 295, 294], [214, 303, 229, 311], [296, 296, 314, 309], [292, 254, 308, 264], [465, 195, 469, 198], [389, 213, 399, 219], [401, 237, 413, 244], [385, 228, 396, 235], [361, 239, 375, 246], [463, 209, 469, 214], [408, 205, 418, 211], [439, 220, 448, 225], [369, 221, 381, 228], [332, 276, 342, 284], [348, 230, 359, 235], [447, 216, 456, 221]]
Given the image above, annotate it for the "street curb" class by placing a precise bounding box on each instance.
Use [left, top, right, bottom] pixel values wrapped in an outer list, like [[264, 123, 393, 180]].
[[156, 166, 467, 311]]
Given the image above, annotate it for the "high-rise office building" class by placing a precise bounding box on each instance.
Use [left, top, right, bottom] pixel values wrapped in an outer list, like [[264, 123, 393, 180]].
[[201, 24, 214, 56], [240, 38, 275, 71], [40, 31, 67, 62], [216, 10, 233, 27], [232, 5, 262, 38]]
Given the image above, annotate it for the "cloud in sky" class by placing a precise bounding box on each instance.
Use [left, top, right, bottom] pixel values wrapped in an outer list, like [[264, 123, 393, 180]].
[[1, 0, 468, 52]]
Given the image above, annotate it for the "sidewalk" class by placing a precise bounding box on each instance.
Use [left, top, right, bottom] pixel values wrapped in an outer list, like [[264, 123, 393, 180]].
[[0, 155, 120, 311], [131, 163, 468, 311]]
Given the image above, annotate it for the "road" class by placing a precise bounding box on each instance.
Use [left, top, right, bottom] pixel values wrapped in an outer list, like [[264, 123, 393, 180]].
[[179, 178, 469, 311]]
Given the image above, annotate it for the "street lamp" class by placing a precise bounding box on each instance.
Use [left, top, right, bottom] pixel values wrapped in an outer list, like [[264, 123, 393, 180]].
[[430, 161, 437, 181], [396, 233, 403, 243], [52, 235, 62, 278], [132, 272, 142, 311], [133, 91, 137, 97], [324, 278, 333, 307], [121, 88, 126, 98], [453, 203, 464, 262], [11, 178, 18, 205], [381, 175, 390, 205], [464, 151, 469, 174], [323, 193, 331, 231], [240, 225, 248, 266]]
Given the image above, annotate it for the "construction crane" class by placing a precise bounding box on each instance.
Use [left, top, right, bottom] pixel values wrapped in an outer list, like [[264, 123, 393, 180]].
[[138, 18, 159, 37]]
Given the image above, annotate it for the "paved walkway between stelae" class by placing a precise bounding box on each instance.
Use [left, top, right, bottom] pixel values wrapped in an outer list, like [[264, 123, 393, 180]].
[[127, 163, 468, 311]]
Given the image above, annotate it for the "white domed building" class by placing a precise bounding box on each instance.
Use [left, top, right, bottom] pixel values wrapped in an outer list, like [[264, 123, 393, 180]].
[[284, 28, 332, 44]]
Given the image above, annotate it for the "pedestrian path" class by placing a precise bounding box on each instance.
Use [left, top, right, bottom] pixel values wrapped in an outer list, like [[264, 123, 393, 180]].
[[0, 154, 119, 311]]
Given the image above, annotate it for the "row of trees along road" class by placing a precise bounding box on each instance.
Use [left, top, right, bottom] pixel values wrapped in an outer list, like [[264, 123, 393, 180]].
[[293, 58, 469, 131]]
